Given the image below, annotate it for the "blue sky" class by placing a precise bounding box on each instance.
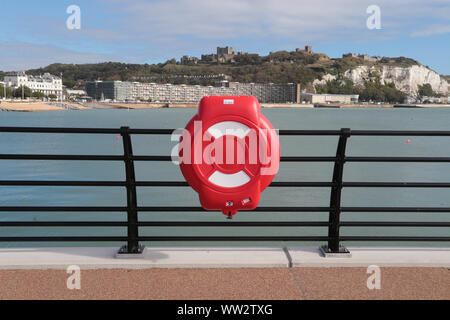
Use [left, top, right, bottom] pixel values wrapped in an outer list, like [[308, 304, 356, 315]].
[[0, 0, 449, 74]]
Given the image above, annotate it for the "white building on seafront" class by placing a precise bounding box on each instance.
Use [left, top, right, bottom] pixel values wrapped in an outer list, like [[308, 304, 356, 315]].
[[3, 71, 63, 99]]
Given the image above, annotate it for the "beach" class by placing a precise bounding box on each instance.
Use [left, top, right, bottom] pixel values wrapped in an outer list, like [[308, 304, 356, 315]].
[[0, 101, 89, 112], [0, 102, 65, 112]]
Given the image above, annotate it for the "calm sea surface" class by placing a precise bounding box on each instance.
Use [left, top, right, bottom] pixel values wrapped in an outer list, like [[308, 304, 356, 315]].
[[1, 107, 449, 247]]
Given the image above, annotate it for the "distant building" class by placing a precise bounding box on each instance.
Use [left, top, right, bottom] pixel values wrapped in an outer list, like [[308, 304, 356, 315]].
[[217, 46, 237, 63], [217, 46, 235, 56], [420, 96, 447, 104], [66, 89, 87, 100], [199, 46, 248, 63], [226, 82, 300, 103], [3, 71, 63, 99], [85, 81, 133, 101], [201, 54, 217, 62], [301, 93, 359, 104], [343, 53, 381, 61], [296, 46, 313, 54], [85, 80, 301, 103], [180, 55, 199, 65], [66, 89, 86, 96], [358, 54, 381, 62]]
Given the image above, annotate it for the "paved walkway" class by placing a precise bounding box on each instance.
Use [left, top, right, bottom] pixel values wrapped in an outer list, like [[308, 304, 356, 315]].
[[0, 267, 448, 299], [0, 247, 448, 299]]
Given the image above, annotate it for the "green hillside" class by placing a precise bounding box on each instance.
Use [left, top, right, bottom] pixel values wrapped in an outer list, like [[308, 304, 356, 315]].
[[0, 50, 424, 102], [17, 51, 419, 91]]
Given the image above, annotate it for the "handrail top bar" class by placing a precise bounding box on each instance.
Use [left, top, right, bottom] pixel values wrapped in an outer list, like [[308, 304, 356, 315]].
[[3, 154, 450, 162], [0, 127, 122, 134], [2, 126, 450, 136]]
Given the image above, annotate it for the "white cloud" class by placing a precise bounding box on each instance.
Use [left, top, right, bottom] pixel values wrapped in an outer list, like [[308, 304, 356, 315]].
[[104, 0, 449, 41], [411, 25, 450, 37], [0, 41, 114, 71]]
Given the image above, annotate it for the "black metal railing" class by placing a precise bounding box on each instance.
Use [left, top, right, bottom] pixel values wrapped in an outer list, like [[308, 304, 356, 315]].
[[1, 126, 450, 254]]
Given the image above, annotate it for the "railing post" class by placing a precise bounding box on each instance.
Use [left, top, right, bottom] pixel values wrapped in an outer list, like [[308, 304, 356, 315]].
[[117, 126, 144, 255], [321, 128, 351, 256]]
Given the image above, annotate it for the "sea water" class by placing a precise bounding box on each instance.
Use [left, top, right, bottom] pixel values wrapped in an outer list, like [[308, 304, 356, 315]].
[[0, 107, 449, 247]]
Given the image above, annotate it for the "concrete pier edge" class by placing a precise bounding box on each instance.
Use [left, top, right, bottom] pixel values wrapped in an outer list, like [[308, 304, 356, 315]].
[[0, 246, 448, 270]]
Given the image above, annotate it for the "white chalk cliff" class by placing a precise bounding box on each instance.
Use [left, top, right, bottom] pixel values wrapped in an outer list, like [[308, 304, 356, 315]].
[[314, 65, 449, 97]]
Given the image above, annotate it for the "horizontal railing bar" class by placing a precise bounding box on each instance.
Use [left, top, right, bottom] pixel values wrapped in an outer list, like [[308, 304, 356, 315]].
[[280, 156, 337, 162], [0, 237, 128, 242], [1, 206, 449, 213], [0, 154, 124, 161], [346, 156, 450, 162], [342, 207, 450, 212], [131, 155, 173, 161], [1, 221, 447, 227], [0, 181, 334, 188], [137, 236, 330, 241], [127, 129, 176, 134], [4, 155, 450, 163], [135, 181, 189, 187], [137, 206, 332, 212], [3, 180, 449, 188], [0, 236, 447, 242], [0, 155, 338, 162], [0, 221, 330, 227], [277, 130, 450, 136], [3, 127, 450, 136], [278, 130, 342, 136], [0, 221, 128, 227], [341, 236, 450, 241], [343, 182, 450, 188], [1, 221, 448, 228], [136, 181, 334, 187], [0, 127, 122, 134], [139, 221, 328, 227], [0, 206, 332, 212], [0, 236, 330, 242], [132, 129, 342, 136], [0, 180, 126, 186], [350, 130, 450, 136], [340, 222, 450, 227], [270, 182, 334, 187], [0, 207, 127, 212]]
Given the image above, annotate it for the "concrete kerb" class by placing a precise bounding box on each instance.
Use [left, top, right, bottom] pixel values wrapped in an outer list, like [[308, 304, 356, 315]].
[[288, 246, 450, 268], [0, 246, 448, 270]]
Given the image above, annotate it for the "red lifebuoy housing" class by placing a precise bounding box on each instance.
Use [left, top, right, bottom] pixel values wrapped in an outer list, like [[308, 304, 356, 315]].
[[178, 96, 280, 217]]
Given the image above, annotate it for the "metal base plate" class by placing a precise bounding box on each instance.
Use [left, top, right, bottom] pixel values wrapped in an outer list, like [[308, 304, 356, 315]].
[[116, 245, 146, 259], [319, 245, 352, 258]]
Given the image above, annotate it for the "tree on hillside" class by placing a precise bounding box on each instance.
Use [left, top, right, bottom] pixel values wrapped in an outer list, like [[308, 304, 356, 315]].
[[0, 84, 13, 98], [418, 84, 436, 97], [31, 91, 46, 99], [13, 86, 32, 99], [315, 79, 405, 103], [315, 79, 355, 94]]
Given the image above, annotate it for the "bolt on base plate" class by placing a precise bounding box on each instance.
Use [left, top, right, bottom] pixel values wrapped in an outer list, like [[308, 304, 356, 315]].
[[116, 245, 146, 259], [319, 245, 352, 258]]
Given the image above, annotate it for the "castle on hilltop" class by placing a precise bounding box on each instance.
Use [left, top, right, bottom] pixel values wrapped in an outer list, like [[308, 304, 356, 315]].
[[198, 46, 245, 64]]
